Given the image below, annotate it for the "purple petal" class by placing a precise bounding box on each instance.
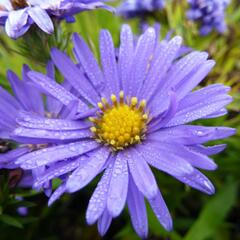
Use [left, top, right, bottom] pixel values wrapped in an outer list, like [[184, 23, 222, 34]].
[[28, 71, 89, 114], [176, 60, 216, 100], [118, 24, 134, 92], [144, 141, 217, 170], [126, 148, 158, 199], [0, 147, 29, 163], [161, 51, 209, 93], [166, 85, 232, 126], [187, 144, 226, 156], [72, 33, 104, 90], [48, 183, 67, 206], [86, 161, 114, 225], [34, 158, 83, 188], [127, 175, 148, 238], [45, 61, 63, 113], [46, 61, 55, 79], [126, 27, 156, 97], [50, 48, 99, 104], [0, 86, 21, 109], [175, 168, 215, 195], [150, 91, 177, 132], [107, 152, 128, 217], [22, 65, 45, 115], [5, 9, 29, 39], [148, 51, 208, 116], [100, 30, 120, 95], [28, 6, 53, 34], [141, 36, 182, 101], [66, 147, 110, 193], [203, 108, 227, 119], [148, 125, 236, 145], [18, 171, 34, 187], [0, 102, 17, 125], [98, 209, 112, 237], [16, 140, 99, 169], [138, 142, 194, 176], [7, 70, 44, 115], [0, 93, 19, 128], [13, 126, 91, 143], [17, 111, 90, 130], [148, 189, 173, 231]]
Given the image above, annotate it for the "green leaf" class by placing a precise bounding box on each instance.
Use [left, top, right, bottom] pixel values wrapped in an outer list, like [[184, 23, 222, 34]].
[[184, 181, 238, 240], [0, 214, 23, 228]]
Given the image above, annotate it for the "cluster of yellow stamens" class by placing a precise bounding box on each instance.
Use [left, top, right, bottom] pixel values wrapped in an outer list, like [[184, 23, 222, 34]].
[[11, 0, 28, 10], [89, 91, 149, 151]]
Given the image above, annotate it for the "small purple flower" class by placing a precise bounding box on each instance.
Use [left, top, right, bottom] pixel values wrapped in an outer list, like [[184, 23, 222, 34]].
[[1, 25, 235, 237], [16, 196, 28, 216], [118, 0, 165, 18], [0, 0, 112, 39], [0, 63, 67, 195], [187, 0, 230, 35]]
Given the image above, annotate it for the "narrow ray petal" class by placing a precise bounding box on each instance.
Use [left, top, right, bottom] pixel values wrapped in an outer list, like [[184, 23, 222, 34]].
[[107, 152, 128, 217], [51, 48, 99, 104], [127, 175, 148, 238], [118, 24, 134, 92], [66, 147, 110, 193], [28, 6, 53, 34], [100, 30, 120, 95], [148, 190, 173, 231], [48, 183, 67, 206], [72, 33, 104, 90], [13, 126, 91, 143], [16, 140, 99, 169], [86, 161, 114, 225], [175, 169, 215, 195], [138, 142, 194, 176], [141, 36, 182, 101], [126, 148, 158, 199], [126, 27, 156, 96], [17, 111, 90, 130], [149, 126, 236, 145], [98, 209, 112, 237], [34, 158, 83, 188]]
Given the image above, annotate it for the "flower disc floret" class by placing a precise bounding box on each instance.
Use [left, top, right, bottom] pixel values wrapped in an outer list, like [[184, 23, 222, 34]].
[[90, 91, 148, 150]]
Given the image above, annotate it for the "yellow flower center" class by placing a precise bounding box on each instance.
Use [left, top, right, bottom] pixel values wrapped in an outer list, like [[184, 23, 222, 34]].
[[90, 91, 149, 151], [11, 0, 28, 10]]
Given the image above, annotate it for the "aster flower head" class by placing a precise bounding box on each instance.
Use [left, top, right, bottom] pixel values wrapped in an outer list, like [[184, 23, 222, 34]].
[[118, 0, 165, 19], [0, 63, 70, 195], [4, 25, 235, 237], [187, 0, 230, 35], [0, 0, 112, 39]]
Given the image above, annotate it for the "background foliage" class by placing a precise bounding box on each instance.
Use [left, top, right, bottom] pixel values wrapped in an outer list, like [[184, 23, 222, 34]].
[[0, 0, 240, 239]]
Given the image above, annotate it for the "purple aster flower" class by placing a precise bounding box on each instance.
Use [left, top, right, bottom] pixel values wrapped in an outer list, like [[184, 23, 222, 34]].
[[118, 0, 165, 18], [0, 63, 71, 195], [3, 25, 235, 237], [187, 0, 230, 35], [0, 0, 112, 39]]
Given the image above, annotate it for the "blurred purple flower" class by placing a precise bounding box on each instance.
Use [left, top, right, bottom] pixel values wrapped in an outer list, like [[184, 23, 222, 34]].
[[187, 0, 230, 35], [0, 0, 112, 39], [118, 0, 165, 18], [0, 63, 70, 195], [4, 25, 234, 237], [16, 196, 28, 216]]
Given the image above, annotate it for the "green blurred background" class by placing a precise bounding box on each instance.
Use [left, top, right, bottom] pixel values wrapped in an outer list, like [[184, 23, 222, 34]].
[[0, 0, 239, 239]]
